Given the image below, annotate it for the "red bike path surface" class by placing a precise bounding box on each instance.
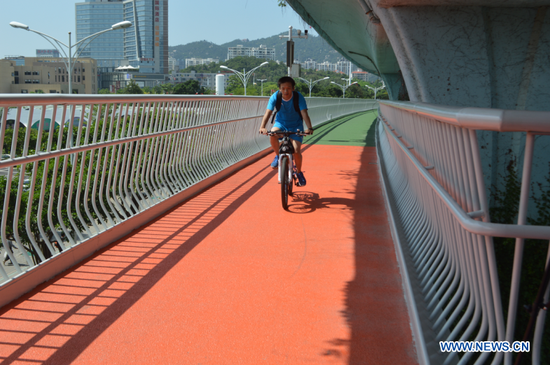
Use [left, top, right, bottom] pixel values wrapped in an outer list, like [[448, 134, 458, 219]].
[[0, 112, 418, 364]]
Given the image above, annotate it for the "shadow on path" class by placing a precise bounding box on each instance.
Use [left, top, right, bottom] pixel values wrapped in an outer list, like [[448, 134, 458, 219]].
[[342, 120, 417, 365], [0, 164, 276, 365]]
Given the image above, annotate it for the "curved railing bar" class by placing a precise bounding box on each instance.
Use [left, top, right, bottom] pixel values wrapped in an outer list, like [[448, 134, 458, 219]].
[[380, 100, 550, 133], [380, 117, 550, 240]]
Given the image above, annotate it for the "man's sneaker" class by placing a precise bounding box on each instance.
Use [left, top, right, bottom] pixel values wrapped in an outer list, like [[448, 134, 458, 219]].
[[271, 155, 279, 169], [296, 172, 307, 187]]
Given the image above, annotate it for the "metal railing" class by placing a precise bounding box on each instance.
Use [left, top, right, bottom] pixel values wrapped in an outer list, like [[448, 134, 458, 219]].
[[377, 101, 550, 365], [0, 94, 376, 302]]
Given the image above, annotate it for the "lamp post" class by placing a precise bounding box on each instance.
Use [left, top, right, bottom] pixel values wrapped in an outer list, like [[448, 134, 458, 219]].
[[10, 20, 132, 94], [220, 62, 268, 96], [280, 26, 308, 77], [258, 79, 267, 96], [298, 76, 329, 97], [342, 77, 351, 87], [364, 80, 386, 99], [331, 81, 358, 98]]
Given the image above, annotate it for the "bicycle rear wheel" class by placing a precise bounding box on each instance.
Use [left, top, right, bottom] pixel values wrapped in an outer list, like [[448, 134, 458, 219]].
[[280, 155, 289, 210]]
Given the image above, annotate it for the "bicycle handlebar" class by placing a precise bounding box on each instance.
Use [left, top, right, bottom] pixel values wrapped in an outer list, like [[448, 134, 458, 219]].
[[266, 130, 309, 137]]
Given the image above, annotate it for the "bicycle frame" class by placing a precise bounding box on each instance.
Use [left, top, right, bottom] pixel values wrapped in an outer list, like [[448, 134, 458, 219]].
[[272, 131, 304, 210]]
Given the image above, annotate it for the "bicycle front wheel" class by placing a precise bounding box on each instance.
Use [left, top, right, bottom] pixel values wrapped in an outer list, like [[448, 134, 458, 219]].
[[280, 155, 289, 210]]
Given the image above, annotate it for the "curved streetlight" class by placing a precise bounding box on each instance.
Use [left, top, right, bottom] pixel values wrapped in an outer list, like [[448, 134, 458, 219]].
[[220, 61, 269, 96], [298, 76, 329, 97], [10, 20, 132, 94], [364, 80, 386, 100], [331, 81, 358, 98]]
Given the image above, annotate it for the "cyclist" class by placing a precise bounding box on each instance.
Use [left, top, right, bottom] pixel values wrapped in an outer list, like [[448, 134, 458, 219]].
[[259, 76, 314, 186]]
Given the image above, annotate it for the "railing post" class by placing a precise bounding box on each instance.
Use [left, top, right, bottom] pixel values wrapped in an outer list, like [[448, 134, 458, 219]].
[[505, 132, 536, 365]]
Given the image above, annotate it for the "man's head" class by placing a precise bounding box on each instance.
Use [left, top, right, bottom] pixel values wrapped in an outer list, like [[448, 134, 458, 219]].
[[277, 76, 295, 101]]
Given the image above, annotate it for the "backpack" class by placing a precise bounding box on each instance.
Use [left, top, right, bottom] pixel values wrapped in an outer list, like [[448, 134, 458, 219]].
[[270, 91, 302, 124]]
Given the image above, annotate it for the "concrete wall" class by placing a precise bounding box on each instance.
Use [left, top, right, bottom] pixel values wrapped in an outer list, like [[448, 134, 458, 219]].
[[288, 0, 550, 217], [371, 4, 550, 209]]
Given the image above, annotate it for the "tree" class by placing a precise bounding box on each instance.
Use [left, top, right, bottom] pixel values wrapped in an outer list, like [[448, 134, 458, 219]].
[[152, 85, 163, 94], [176, 55, 385, 99], [173, 80, 204, 95], [294, 82, 309, 96], [346, 84, 366, 98], [121, 80, 144, 94], [159, 83, 173, 94], [226, 75, 243, 94], [98, 88, 111, 94]]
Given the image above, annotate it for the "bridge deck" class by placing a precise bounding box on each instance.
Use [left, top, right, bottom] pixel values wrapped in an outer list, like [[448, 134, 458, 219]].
[[0, 111, 418, 364]]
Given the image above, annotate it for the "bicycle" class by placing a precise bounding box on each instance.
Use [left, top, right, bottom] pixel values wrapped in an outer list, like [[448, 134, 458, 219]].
[[267, 130, 307, 211]]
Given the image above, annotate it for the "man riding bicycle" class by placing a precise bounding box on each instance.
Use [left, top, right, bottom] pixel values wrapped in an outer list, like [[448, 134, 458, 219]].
[[259, 76, 314, 186]]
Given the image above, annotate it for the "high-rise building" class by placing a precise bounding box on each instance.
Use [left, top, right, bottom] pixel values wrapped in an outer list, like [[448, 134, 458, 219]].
[[75, 0, 168, 74], [124, 0, 168, 74]]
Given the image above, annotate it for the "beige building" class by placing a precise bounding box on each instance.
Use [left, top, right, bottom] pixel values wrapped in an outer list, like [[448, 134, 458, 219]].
[[0, 57, 98, 94]]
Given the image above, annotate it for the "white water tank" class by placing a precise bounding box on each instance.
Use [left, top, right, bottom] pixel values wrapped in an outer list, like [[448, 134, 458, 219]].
[[216, 74, 225, 95]]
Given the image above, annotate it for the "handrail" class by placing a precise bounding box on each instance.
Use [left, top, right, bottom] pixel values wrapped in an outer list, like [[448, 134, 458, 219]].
[[0, 115, 261, 169], [0, 94, 377, 308], [381, 100, 550, 133], [380, 117, 550, 240], [377, 100, 550, 365]]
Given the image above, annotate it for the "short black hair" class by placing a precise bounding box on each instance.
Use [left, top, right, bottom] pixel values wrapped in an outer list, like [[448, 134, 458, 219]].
[[277, 76, 295, 88]]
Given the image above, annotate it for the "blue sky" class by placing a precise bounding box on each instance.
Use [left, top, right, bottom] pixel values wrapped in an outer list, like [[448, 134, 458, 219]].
[[0, 0, 315, 57]]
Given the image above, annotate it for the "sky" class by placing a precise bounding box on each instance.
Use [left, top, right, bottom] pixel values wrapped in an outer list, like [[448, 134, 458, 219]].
[[0, 0, 316, 58]]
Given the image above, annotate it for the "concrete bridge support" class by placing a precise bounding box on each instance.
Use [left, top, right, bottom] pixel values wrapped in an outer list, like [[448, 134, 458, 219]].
[[288, 0, 550, 216]]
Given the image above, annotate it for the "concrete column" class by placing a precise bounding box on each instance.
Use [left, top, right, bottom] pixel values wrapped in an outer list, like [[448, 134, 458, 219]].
[[372, 3, 550, 206]]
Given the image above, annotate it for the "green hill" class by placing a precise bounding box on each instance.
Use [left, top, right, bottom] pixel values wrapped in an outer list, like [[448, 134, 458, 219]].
[[170, 41, 227, 62], [169, 32, 341, 64]]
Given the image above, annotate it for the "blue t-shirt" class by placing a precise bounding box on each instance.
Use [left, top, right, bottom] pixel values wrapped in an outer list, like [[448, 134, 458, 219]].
[[267, 91, 308, 129]]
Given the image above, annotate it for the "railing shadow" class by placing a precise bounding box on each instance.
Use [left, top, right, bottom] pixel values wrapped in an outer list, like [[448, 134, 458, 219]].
[[313, 115, 418, 364], [0, 163, 276, 364]]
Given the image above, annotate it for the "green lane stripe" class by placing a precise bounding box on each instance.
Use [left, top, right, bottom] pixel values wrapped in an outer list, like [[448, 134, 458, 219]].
[[303, 110, 378, 147]]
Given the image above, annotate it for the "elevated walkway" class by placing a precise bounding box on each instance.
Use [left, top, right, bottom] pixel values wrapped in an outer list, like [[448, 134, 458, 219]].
[[0, 111, 418, 364]]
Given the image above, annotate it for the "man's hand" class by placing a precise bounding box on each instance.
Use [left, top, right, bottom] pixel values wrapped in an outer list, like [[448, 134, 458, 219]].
[[305, 128, 314, 135], [259, 127, 268, 135]]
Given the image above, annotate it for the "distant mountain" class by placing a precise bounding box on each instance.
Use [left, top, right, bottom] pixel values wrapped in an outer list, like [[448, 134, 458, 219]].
[[169, 32, 342, 64]]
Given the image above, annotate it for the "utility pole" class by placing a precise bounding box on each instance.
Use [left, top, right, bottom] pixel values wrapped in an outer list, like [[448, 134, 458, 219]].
[[279, 26, 308, 77]]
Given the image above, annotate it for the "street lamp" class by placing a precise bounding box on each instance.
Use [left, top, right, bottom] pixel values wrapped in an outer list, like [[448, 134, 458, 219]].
[[298, 76, 329, 98], [258, 79, 267, 96], [10, 20, 132, 94], [331, 81, 358, 98], [364, 80, 386, 99], [220, 61, 268, 96]]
